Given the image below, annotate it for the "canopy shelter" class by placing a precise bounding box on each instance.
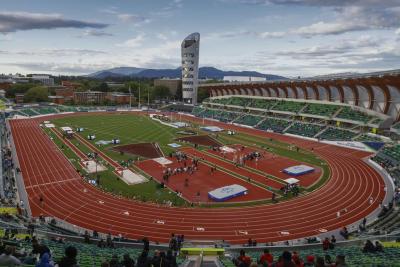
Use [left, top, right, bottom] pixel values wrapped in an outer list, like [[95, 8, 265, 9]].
[[284, 178, 300, 185]]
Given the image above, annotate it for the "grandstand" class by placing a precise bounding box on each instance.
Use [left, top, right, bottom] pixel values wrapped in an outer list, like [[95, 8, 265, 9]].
[[2, 71, 400, 267], [285, 122, 325, 138], [256, 117, 291, 133], [318, 127, 358, 141]]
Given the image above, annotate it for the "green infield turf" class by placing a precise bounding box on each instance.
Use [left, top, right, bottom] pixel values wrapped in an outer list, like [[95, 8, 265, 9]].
[[45, 112, 330, 207]]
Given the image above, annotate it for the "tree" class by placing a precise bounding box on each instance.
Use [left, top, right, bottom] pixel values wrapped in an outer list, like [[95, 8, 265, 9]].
[[197, 87, 210, 103], [94, 82, 109, 92], [152, 85, 171, 100], [6, 83, 36, 98], [23, 86, 49, 103]]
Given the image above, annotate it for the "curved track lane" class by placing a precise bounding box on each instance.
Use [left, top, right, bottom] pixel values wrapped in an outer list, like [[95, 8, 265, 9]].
[[9, 113, 385, 244]]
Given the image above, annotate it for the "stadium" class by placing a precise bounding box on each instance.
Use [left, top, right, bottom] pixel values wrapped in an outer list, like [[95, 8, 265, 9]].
[[0, 69, 399, 266], [1, 1, 400, 266]]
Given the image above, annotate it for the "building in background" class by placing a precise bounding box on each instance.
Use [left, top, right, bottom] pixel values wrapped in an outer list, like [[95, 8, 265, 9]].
[[55, 87, 75, 102], [73, 91, 106, 105], [154, 78, 182, 96], [15, 94, 24, 104], [223, 76, 267, 82], [31, 74, 54, 86], [61, 81, 81, 89], [106, 92, 135, 105], [181, 32, 200, 105], [48, 95, 65, 105]]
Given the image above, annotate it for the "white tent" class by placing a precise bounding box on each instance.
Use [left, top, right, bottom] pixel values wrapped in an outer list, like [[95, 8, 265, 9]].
[[284, 178, 300, 184]]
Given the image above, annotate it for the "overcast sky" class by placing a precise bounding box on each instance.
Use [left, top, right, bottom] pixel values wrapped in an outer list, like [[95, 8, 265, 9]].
[[0, 0, 399, 77]]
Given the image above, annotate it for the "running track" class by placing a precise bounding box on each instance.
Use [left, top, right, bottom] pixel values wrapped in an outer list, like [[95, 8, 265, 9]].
[[9, 113, 385, 244]]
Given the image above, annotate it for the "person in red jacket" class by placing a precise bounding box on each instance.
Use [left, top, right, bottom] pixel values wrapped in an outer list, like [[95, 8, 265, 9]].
[[259, 249, 274, 266], [322, 237, 331, 251], [237, 250, 252, 267]]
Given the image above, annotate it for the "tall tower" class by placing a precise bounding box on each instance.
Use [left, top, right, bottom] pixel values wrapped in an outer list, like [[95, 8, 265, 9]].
[[181, 32, 200, 105]]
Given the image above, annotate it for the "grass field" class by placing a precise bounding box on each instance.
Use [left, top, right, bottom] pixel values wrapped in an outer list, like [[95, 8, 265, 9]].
[[46, 113, 331, 207]]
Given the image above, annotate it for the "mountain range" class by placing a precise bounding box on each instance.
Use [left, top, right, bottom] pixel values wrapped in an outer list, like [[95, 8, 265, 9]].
[[88, 66, 287, 80]]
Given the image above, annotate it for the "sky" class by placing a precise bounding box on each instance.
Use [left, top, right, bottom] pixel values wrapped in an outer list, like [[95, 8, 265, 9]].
[[0, 0, 399, 77]]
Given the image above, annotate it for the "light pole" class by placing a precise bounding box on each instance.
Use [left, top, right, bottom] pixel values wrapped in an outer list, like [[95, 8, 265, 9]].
[[129, 85, 132, 110], [138, 82, 141, 110]]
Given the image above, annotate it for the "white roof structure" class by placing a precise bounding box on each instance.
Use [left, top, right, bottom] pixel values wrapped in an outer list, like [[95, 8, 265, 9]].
[[284, 178, 300, 184], [60, 127, 73, 132]]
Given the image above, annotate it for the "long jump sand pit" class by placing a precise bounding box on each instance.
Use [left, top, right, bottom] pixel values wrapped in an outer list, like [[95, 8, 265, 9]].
[[116, 168, 148, 185], [176, 135, 222, 147], [112, 143, 163, 158], [81, 160, 107, 173]]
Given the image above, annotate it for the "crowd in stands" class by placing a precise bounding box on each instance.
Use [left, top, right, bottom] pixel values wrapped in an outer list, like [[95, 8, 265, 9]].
[[0, 230, 185, 267], [231, 238, 397, 267], [2, 145, 17, 203], [234, 249, 349, 267]]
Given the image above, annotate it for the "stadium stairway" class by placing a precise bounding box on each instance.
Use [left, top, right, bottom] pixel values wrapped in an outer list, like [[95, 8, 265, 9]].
[[282, 120, 295, 133], [314, 126, 330, 138]]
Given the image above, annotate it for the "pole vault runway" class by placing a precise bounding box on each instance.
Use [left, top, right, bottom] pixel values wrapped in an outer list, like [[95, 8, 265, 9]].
[[9, 113, 385, 244]]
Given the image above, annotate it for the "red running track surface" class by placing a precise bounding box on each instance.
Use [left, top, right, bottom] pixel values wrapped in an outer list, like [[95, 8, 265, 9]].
[[9, 113, 385, 244]]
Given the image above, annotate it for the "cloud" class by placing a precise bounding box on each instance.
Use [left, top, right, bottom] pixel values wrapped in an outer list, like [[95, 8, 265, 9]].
[[117, 14, 150, 24], [4, 62, 114, 74], [222, 0, 400, 37], [0, 11, 108, 33], [204, 29, 284, 40], [232, 0, 399, 7], [116, 34, 145, 48], [79, 29, 113, 37], [2, 48, 108, 57], [100, 8, 151, 26], [294, 6, 400, 36], [151, 0, 186, 18]]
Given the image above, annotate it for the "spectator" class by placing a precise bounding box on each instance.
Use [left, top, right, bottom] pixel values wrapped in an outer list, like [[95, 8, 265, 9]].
[[237, 250, 251, 267], [166, 250, 177, 267], [109, 255, 120, 267], [363, 240, 376, 253], [339, 227, 349, 240], [275, 251, 296, 267], [168, 234, 178, 255], [322, 238, 330, 251], [36, 248, 54, 267], [315, 257, 325, 267], [152, 251, 169, 267], [93, 230, 99, 239], [142, 237, 150, 252], [304, 255, 315, 266], [83, 231, 90, 244], [136, 251, 151, 267], [291, 252, 303, 267], [324, 255, 333, 265], [330, 236, 336, 247], [335, 255, 348, 267], [0, 246, 21, 266], [121, 254, 135, 267], [259, 249, 273, 265], [375, 241, 384, 252], [57, 246, 78, 267]]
